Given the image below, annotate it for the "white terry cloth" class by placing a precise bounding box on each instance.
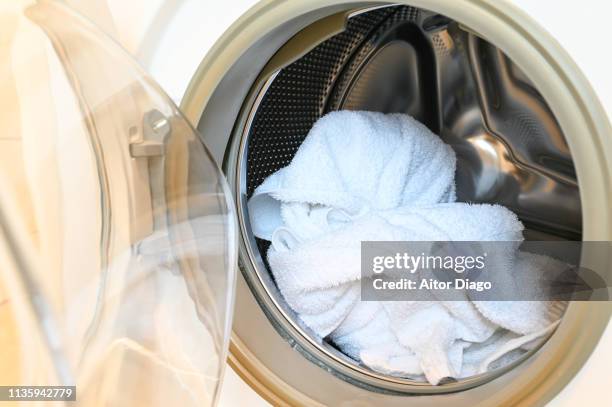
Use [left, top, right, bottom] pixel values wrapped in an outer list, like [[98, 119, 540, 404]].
[[248, 110, 565, 385], [331, 301, 423, 377], [267, 205, 522, 384], [248, 110, 457, 241], [470, 251, 568, 335], [268, 213, 408, 337]]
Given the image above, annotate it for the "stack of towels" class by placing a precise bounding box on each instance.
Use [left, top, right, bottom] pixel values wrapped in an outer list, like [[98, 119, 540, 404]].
[[248, 111, 565, 384]]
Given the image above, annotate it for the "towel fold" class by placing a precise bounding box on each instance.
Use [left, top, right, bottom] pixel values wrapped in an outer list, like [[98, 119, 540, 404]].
[[249, 111, 457, 240], [249, 110, 565, 384]]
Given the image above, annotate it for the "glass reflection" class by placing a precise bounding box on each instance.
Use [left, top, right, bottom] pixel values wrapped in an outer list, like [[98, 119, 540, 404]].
[[0, 1, 237, 405]]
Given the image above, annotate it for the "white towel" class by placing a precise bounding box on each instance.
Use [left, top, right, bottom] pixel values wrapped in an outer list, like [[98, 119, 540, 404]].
[[267, 206, 526, 384], [248, 111, 565, 385], [248, 111, 457, 241]]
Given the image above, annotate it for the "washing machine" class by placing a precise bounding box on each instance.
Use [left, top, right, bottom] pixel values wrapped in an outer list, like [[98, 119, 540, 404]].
[[0, 0, 611, 406]]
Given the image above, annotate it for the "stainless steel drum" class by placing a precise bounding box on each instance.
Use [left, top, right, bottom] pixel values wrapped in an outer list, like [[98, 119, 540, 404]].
[[231, 3, 578, 392]]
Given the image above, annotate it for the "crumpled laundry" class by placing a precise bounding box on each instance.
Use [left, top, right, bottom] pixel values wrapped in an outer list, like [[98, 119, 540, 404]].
[[248, 110, 565, 385]]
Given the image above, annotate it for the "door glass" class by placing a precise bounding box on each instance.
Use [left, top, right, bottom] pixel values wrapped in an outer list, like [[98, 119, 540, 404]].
[[0, 1, 237, 406]]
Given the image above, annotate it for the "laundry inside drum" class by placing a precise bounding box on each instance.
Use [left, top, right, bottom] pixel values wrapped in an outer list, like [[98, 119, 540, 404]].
[[238, 4, 578, 389]]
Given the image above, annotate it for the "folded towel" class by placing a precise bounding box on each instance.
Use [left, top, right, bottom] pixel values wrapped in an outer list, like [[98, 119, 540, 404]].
[[248, 110, 565, 384]]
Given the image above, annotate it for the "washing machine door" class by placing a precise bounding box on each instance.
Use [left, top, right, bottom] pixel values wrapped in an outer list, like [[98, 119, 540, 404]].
[[0, 1, 237, 406]]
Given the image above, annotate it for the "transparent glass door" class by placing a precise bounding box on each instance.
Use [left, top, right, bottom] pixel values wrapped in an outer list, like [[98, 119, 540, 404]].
[[0, 1, 237, 405]]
